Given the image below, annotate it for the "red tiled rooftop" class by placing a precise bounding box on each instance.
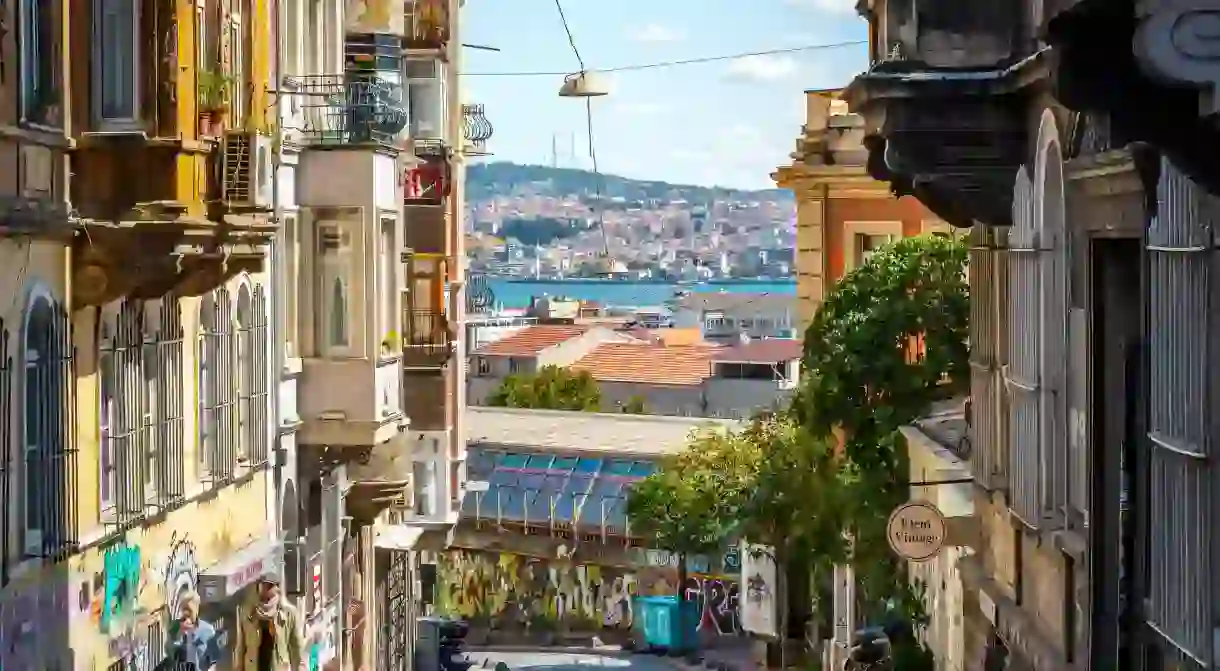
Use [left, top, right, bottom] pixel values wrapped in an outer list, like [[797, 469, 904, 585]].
[[711, 338, 804, 364], [570, 342, 720, 386], [473, 324, 590, 357]]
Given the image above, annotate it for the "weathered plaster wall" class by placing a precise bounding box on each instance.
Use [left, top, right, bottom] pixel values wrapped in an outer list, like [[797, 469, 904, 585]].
[[435, 549, 742, 636]]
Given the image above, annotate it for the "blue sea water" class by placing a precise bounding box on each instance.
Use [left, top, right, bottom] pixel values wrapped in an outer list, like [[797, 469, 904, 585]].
[[485, 279, 797, 310]]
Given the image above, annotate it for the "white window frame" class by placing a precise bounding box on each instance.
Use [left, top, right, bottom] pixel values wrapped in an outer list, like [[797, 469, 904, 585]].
[[379, 215, 399, 349], [315, 221, 356, 357], [282, 212, 300, 360], [227, 1, 247, 126], [92, 0, 142, 131], [406, 58, 447, 141]]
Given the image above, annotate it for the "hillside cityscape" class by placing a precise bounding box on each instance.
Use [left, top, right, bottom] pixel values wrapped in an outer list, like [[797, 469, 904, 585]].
[[465, 162, 797, 281]]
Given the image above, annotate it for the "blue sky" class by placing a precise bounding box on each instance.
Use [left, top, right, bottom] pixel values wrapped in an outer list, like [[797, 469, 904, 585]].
[[460, 0, 868, 190]]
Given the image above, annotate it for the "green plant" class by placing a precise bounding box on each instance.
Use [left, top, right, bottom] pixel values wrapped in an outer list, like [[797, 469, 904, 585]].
[[622, 395, 647, 414], [487, 365, 601, 411], [197, 68, 233, 112], [382, 330, 400, 352]]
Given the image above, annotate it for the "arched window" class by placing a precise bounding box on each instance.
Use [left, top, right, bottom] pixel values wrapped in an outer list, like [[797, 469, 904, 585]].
[[100, 298, 147, 524], [236, 284, 253, 465], [20, 289, 73, 559]]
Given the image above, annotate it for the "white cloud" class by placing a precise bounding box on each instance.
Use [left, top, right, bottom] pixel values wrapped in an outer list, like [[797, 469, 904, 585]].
[[625, 23, 685, 43], [784, 0, 859, 15], [724, 55, 799, 83]]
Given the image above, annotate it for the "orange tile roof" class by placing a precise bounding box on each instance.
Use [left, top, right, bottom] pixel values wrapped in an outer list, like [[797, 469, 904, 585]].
[[473, 324, 590, 357], [570, 342, 719, 386]]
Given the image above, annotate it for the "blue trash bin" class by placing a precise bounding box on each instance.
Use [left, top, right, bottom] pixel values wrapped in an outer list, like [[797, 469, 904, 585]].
[[634, 595, 700, 654]]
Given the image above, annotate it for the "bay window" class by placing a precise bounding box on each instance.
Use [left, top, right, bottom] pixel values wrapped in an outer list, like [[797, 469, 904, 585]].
[[315, 223, 355, 355], [406, 58, 447, 141]]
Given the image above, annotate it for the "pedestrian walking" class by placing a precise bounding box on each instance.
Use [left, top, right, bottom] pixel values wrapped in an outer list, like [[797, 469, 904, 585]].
[[164, 591, 220, 670], [233, 571, 305, 671]]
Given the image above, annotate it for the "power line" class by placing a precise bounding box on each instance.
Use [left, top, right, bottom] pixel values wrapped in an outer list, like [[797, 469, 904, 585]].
[[463, 40, 867, 77], [552, 0, 585, 71]]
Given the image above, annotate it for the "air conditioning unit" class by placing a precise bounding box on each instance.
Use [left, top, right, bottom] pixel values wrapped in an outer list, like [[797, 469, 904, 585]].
[[222, 131, 274, 209]]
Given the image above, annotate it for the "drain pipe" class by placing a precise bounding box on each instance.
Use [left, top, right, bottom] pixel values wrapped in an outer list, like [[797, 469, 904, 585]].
[[269, 0, 286, 528]]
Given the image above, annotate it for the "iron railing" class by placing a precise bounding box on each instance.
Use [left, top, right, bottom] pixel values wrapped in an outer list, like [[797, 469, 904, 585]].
[[18, 299, 78, 561], [200, 287, 239, 485], [290, 74, 408, 147], [405, 0, 450, 50], [401, 309, 452, 365], [465, 273, 495, 314], [461, 104, 493, 155], [150, 297, 187, 507]]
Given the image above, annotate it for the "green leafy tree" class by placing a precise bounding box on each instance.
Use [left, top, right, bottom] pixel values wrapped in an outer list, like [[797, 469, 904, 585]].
[[487, 365, 602, 411], [794, 233, 968, 630]]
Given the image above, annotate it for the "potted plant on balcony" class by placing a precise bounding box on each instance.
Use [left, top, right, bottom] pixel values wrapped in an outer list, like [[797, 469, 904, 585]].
[[197, 68, 233, 138]]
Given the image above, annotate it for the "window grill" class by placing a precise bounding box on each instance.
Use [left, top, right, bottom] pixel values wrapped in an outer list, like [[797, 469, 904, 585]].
[[235, 284, 270, 469], [150, 297, 186, 506], [102, 299, 149, 527], [20, 298, 78, 560], [199, 288, 238, 484]]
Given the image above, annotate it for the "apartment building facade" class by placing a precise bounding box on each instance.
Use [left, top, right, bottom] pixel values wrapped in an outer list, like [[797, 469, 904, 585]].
[[772, 89, 948, 330], [0, 0, 476, 666], [272, 0, 478, 668], [848, 0, 1220, 668]]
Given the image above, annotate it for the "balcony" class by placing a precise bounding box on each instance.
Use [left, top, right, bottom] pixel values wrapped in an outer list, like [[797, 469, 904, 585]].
[[293, 74, 408, 148], [461, 104, 494, 156], [299, 356, 407, 448], [402, 309, 454, 369], [844, 0, 1038, 228], [405, 0, 450, 51]]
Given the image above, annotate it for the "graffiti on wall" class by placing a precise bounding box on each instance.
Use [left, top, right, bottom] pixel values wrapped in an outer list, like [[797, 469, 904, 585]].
[[101, 542, 144, 634], [163, 532, 200, 619], [436, 551, 741, 634]]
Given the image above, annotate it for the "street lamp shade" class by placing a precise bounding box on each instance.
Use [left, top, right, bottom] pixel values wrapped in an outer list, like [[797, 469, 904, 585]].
[[559, 71, 610, 98]]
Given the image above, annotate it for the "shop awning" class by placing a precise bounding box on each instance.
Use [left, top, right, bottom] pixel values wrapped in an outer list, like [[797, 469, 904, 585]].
[[198, 538, 283, 603]]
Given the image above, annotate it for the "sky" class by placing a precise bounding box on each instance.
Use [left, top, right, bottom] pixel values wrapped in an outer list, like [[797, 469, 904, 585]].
[[459, 0, 869, 190]]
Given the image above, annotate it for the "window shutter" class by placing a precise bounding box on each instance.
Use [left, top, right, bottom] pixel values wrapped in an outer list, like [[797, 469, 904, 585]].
[[1006, 167, 1042, 527]]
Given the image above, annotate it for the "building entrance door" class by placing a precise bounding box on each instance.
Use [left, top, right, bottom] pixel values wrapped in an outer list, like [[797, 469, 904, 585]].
[[380, 549, 413, 671]]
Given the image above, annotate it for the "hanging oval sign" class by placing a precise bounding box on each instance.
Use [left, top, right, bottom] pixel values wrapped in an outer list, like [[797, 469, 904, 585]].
[[886, 501, 947, 562]]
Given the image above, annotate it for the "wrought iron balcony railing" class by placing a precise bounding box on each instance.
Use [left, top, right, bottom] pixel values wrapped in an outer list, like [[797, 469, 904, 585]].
[[401, 308, 453, 367], [461, 104, 494, 156], [289, 74, 408, 147], [405, 0, 450, 50]]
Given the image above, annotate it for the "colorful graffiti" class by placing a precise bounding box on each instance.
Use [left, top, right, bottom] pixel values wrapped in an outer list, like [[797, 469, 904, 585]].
[[436, 551, 741, 635], [102, 542, 143, 633]]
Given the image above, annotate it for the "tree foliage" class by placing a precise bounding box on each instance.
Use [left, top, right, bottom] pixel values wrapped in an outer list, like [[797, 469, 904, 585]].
[[621, 395, 647, 414], [795, 233, 968, 625], [486, 365, 602, 411]]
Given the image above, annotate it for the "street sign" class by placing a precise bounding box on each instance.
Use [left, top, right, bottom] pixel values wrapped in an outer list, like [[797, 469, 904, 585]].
[[886, 501, 947, 562], [466, 480, 490, 493]]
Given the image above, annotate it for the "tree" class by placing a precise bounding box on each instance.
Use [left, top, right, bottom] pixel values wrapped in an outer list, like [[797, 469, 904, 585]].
[[794, 233, 967, 635], [486, 365, 602, 411]]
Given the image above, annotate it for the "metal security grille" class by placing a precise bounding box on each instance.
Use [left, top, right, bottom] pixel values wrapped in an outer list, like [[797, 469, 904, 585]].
[[21, 298, 77, 560], [380, 550, 412, 671], [0, 321, 10, 585], [249, 286, 270, 467], [150, 297, 186, 506], [199, 288, 238, 484], [103, 299, 149, 526], [1144, 157, 1212, 667], [1006, 167, 1043, 527]]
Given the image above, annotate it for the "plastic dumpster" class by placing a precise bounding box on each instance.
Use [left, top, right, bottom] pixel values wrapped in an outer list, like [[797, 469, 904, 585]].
[[633, 595, 700, 654]]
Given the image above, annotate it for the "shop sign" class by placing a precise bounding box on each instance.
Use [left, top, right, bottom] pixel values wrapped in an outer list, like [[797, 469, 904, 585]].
[[198, 540, 282, 602], [886, 501, 947, 562]]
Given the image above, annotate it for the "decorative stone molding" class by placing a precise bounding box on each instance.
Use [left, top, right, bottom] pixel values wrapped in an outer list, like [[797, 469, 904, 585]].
[[1135, 0, 1220, 115]]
